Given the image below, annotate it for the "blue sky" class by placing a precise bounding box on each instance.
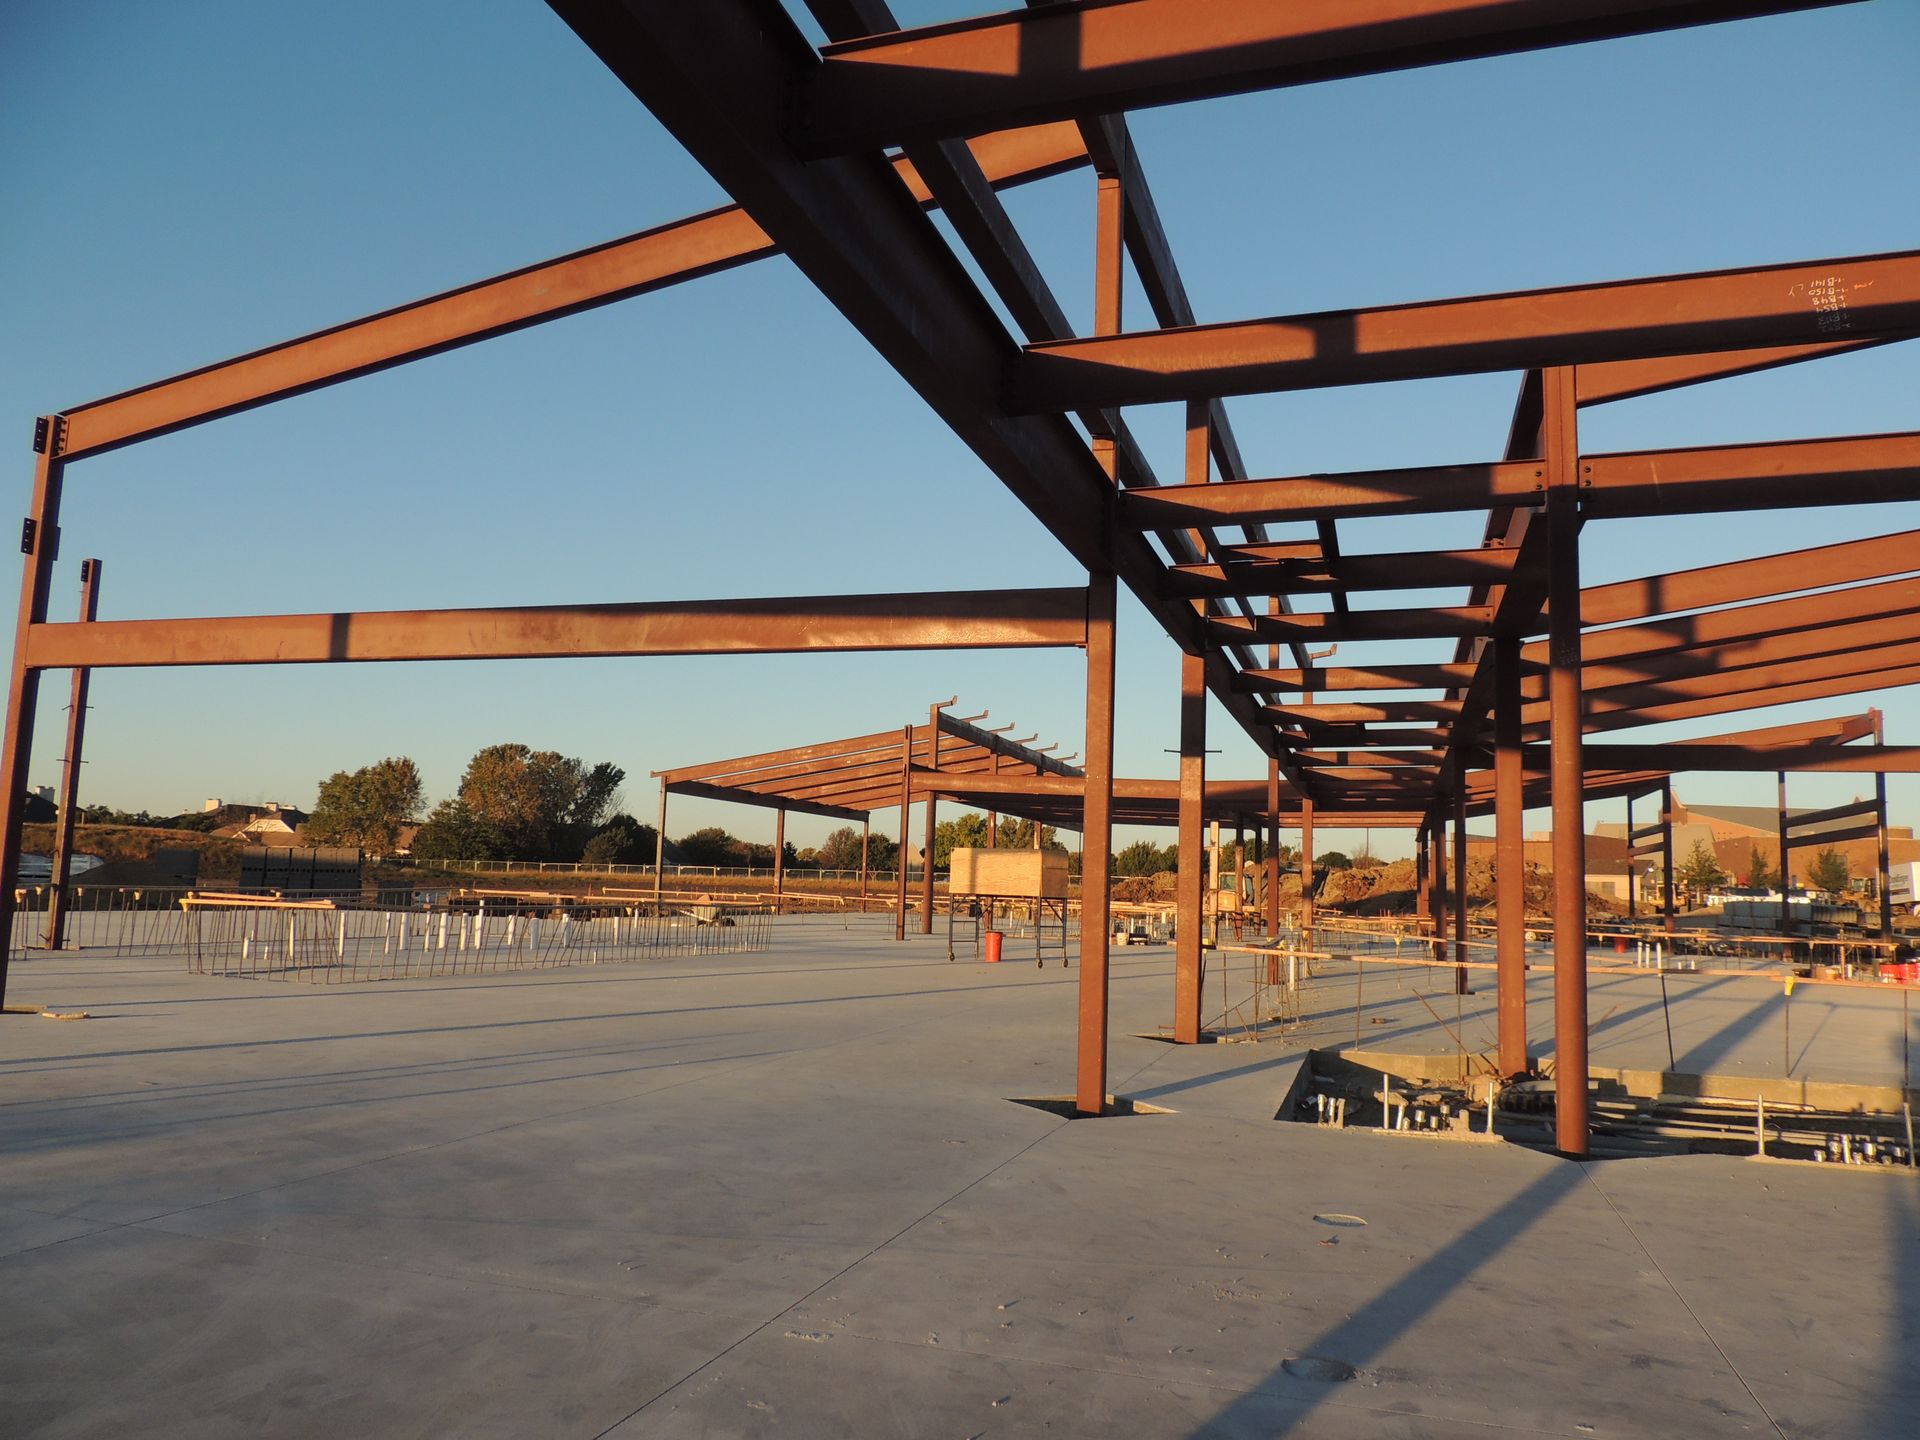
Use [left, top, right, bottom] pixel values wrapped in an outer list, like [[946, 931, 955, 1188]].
[[1, 0, 1916, 858]]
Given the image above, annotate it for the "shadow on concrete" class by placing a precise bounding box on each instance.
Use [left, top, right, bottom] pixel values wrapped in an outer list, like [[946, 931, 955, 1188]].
[[0, 1032, 738, 1114], [1127, 1052, 1302, 1102], [2, 1046, 793, 1153], [1673, 987, 1786, 1076], [0, 970, 1104, 1070], [1190, 1161, 1587, 1437]]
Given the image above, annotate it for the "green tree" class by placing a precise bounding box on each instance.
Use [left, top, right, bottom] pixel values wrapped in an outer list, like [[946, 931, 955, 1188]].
[[1316, 850, 1352, 871], [676, 827, 739, 867], [456, 744, 624, 860], [1745, 842, 1778, 890], [933, 813, 991, 868], [1678, 838, 1727, 895], [581, 813, 655, 868], [409, 798, 502, 861], [816, 826, 864, 870], [995, 817, 1064, 851], [1806, 846, 1850, 894], [307, 756, 423, 853], [1114, 839, 1170, 877]]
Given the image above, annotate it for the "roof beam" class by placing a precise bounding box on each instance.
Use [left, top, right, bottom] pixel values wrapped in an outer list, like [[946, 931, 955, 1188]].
[[1239, 662, 1492, 693], [1167, 545, 1521, 597], [53, 122, 1086, 461], [23, 586, 1089, 669], [1573, 526, 1920, 627], [1012, 249, 1920, 410], [799, 0, 1856, 152]]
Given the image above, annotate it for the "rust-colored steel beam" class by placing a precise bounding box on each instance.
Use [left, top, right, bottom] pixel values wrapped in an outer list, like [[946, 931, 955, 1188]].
[[1015, 249, 1920, 410], [1521, 614, 1920, 711], [1546, 744, 1920, 774], [1238, 663, 1496, 693], [1574, 337, 1898, 406], [1574, 528, 1920, 629], [1078, 573, 1117, 1113], [1125, 431, 1920, 529], [1577, 431, 1920, 519], [53, 124, 1087, 460], [656, 727, 912, 785], [1527, 576, 1920, 667], [1297, 727, 1458, 748], [1126, 460, 1547, 526], [1266, 700, 1463, 725], [801, 0, 1855, 152], [1530, 640, 1920, 724], [1166, 546, 1520, 597], [1525, 662, 1920, 740], [23, 587, 1089, 669], [1211, 607, 1491, 643], [661, 778, 866, 823], [42, 559, 102, 953]]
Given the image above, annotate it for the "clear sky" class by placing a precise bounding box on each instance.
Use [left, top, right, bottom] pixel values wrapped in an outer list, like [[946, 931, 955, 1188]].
[[1, 0, 1917, 858]]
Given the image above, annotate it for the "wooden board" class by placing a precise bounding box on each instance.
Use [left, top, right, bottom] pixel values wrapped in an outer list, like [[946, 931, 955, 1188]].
[[949, 847, 1069, 899]]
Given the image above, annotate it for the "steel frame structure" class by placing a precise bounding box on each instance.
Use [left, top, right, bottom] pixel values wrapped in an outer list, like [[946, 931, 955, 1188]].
[[7, 0, 1915, 1153]]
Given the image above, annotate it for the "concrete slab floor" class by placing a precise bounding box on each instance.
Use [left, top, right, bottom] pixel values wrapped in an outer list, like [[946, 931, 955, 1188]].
[[2, 920, 1915, 1438]]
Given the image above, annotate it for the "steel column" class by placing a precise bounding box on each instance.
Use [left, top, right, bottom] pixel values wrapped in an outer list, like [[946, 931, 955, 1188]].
[[896, 725, 912, 940], [1266, 757, 1281, 934], [0, 429, 66, 1006], [1493, 634, 1528, 1075], [1778, 772, 1791, 934], [43, 558, 101, 952], [860, 815, 870, 901], [1300, 799, 1315, 938], [1077, 572, 1117, 1115], [773, 806, 786, 915], [1174, 650, 1206, 1043], [1544, 366, 1588, 1158], [1661, 778, 1676, 926], [653, 780, 667, 909], [1452, 776, 1469, 994], [1625, 794, 1637, 924], [921, 702, 942, 935], [1431, 812, 1447, 964], [1875, 712, 1893, 939]]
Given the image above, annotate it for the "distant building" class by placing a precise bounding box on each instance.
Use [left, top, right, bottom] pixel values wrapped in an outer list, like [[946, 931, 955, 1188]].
[[205, 801, 309, 847], [1594, 794, 1917, 889], [1462, 831, 1644, 903]]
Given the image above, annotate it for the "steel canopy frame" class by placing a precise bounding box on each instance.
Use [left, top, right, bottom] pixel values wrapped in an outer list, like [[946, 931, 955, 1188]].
[[10, 0, 1917, 1143]]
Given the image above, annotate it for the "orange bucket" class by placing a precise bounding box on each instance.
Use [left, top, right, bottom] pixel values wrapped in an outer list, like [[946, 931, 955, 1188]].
[[983, 930, 1004, 963]]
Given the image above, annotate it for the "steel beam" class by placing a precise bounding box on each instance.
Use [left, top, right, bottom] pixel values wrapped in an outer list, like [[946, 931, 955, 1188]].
[[54, 124, 1087, 460], [1575, 527, 1920, 628], [1014, 249, 1920, 410], [1213, 608, 1491, 644], [1575, 337, 1897, 406], [801, 0, 1855, 152], [23, 588, 1089, 669]]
